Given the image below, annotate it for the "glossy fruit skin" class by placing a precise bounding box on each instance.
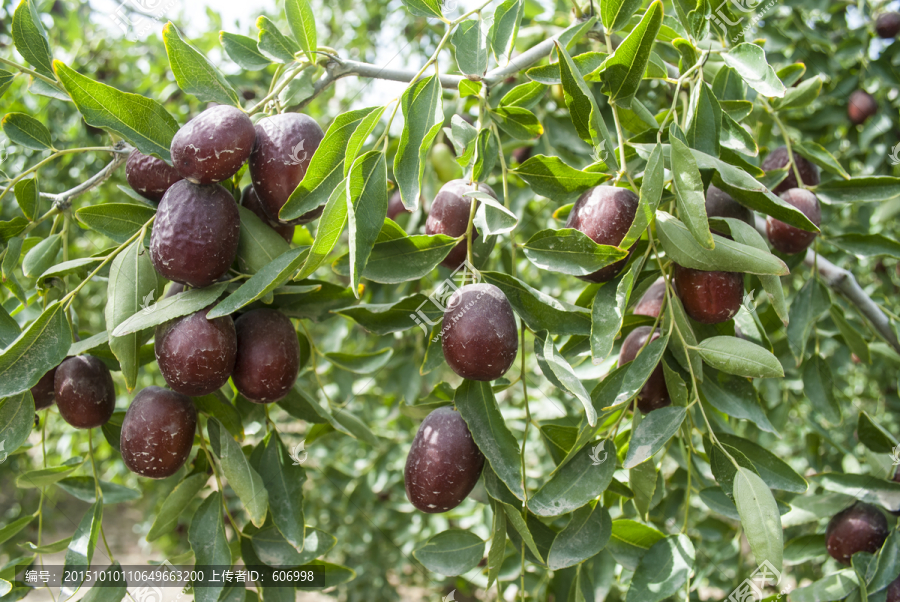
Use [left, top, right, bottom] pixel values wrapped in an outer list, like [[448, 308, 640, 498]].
[[848, 90, 878, 126], [766, 188, 822, 255], [404, 406, 484, 513], [706, 185, 754, 226], [31, 367, 58, 410], [125, 150, 183, 203], [249, 113, 325, 225], [170, 105, 256, 184], [425, 180, 497, 269], [241, 186, 294, 242], [155, 307, 237, 397], [565, 186, 639, 282], [54, 355, 116, 428], [619, 326, 670, 414], [442, 283, 518, 381], [876, 12, 900, 38], [387, 191, 412, 220], [232, 309, 300, 403], [633, 278, 666, 318], [150, 180, 241, 288], [120, 386, 197, 479], [825, 501, 889, 565], [672, 265, 744, 325], [761, 146, 820, 194]]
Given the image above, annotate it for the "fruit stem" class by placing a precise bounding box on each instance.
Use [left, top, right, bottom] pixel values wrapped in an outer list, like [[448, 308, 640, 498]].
[[247, 63, 311, 116], [519, 325, 531, 514], [465, 195, 478, 268], [491, 123, 517, 277], [88, 428, 116, 563], [764, 100, 806, 190]]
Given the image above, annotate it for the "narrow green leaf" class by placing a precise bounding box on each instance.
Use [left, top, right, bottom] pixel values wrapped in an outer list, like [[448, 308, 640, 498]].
[[488, 0, 524, 61], [75, 203, 156, 244], [163, 23, 240, 106], [324, 348, 393, 374], [0, 392, 34, 463], [623, 406, 686, 468], [114, 282, 227, 335], [620, 142, 663, 248], [208, 418, 268, 527], [625, 535, 695, 602], [22, 234, 62, 278], [188, 493, 232, 602], [670, 135, 713, 249], [454, 17, 489, 76], [147, 473, 208, 542], [393, 75, 443, 210], [235, 205, 291, 274], [61, 502, 102, 598], [529, 440, 617, 516], [598, 1, 663, 106], [547, 504, 612, 570], [401, 0, 444, 18], [413, 530, 485, 576], [220, 32, 272, 70], [2, 113, 52, 150], [602, 0, 643, 32], [697, 336, 784, 379], [512, 154, 611, 203], [534, 330, 597, 426], [0, 514, 34, 546], [733, 467, 783, 573], [14, 176, 38, 221], [256, 16, 300, 63], [721, 43, 786, 98], [11, 0, 53, 77], [256, 434, 306, 552], [347, 151, 388, 292], [523, 228, 628, 276], [802, 355, 841, 423], [0, 302, 71, 397], [285, 0, 316, 62]]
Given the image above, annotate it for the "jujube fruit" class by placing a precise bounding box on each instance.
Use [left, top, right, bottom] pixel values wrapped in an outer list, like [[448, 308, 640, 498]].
[[31, 367, 58, 410], [120, 386, 197, 479], [619, 326, 670, 414], [170, 105, 256, 184], [241, 186, 294, 242], [125, 150, 183, 203], [54, 355, 116, 428], [511, 146, 533, 165], [565, 186, 638, 282], [249, 113, 325, 225], [633, 278, 666, 319], [672, 265, 744, 325], [766, 188, 821, 255], [876, 12, 900, 38], [150, 180, 241, 288], [706, 185, 754, 227], [825, 501, 889, 565], [232, 309, 300, 403], [404, 406, 484, 513], [425, 179, 497, 269], [155, 307, 237, 397], [442, 283, 518, 381], [387, 191, 412, 221], [761, 146, 820, 194], [848, 90, 878, 126], [888, 575, 900, 602]]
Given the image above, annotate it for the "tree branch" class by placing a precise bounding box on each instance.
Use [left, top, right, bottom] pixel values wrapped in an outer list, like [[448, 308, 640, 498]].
[[40, 143, 132, 210], [753, 216, 900, 354]]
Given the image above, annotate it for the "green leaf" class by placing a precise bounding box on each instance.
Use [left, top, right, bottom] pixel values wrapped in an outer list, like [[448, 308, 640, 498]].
[[16, 457, 83, 488], [670, 135, 713, 249], [113, 282, 228, 335], [0, 302, 72, 397], [793, 141, 850, 179], [458, 79, 482, 98], [733, 467, 783, 573], [716, 433, 807, 493], [790, 571, 858, 602], [324, 348, 393, 374], [831, 307, 870, 364], [285, 0, 316, 62], [598, 1, 663, 106], [22, 233, 62, 278], [500, 502, 545, 563], [56, 477, 141, 504], [54, 61, 179, 162], [0, 70, 15, 100], [210, 249, 308, 320], [2, 113, 52, 150], [208, 418, 268, 527], [194, 392, 244, 439], [786, 278, 830, 362], [256, 16, 301, 63], [147, 473, 208, 542], [333, 234, 458, 284], [235, 205, 291, 274], [336, 294, 440, 335], [697, 336, 783, 379], [75, 203, 156, 244], [500, 81, 547, 109], [602, 0, 643, 32], [858, 412, 897, 454], [251, 526, 334, 566], [347, 151, 388, 292], [296, 560, 356, 588], [700, 369, 777, 434], [601, 333, 670, 411], [454, 18, 489, 76], [624, 406, 686, 468], [293, 180, 349, 281], [512, 154, 610, 203], [490, 106, 543, 140], [722, 219, 789, 325], [413, 529, 485, 576], [534, 331, 596, 425], [591, 261, 643, 363], [21, 537, 72, 554], [0, 306, 21, 349], [472, 127, 498, 183], [220, 32, 272, 70], [0, 514, 34, 547], [11, 0, 53, 77], [455, 380, 524, 501], [481, 271, 591, 336], [625, 535, 695, 602], [0, 392, 34, 464], [489, 0, 524, 61], [772, 75, 822, 111], [547, 504, 612, 570], [630, 460, 657, 518], [529, 440, 617, 516], [0, 217, 29, 242], [163, 23, 240, 106], [816, 473, 900, 513], [79, 563, 126, 602], [556, 42, 617, 167], [393, 75, 443, 210], [106, 239, 162, 390], [828, 233, 900, 259], [486, 500, 506, 586], [721, 43, 786, 98], [802, 355, 840, 424], [684, 82, 721, 157], [401, 0, 443, 18], [608, 519, 665, 571], [188, 493, 232, 602], [61, 502, 102, 598], [14, 176, 38, 221], [256, 434, 306, 552], [621, 143, 663, 248], [656, 211, 788, 275], [523, 228, 628, 276]]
